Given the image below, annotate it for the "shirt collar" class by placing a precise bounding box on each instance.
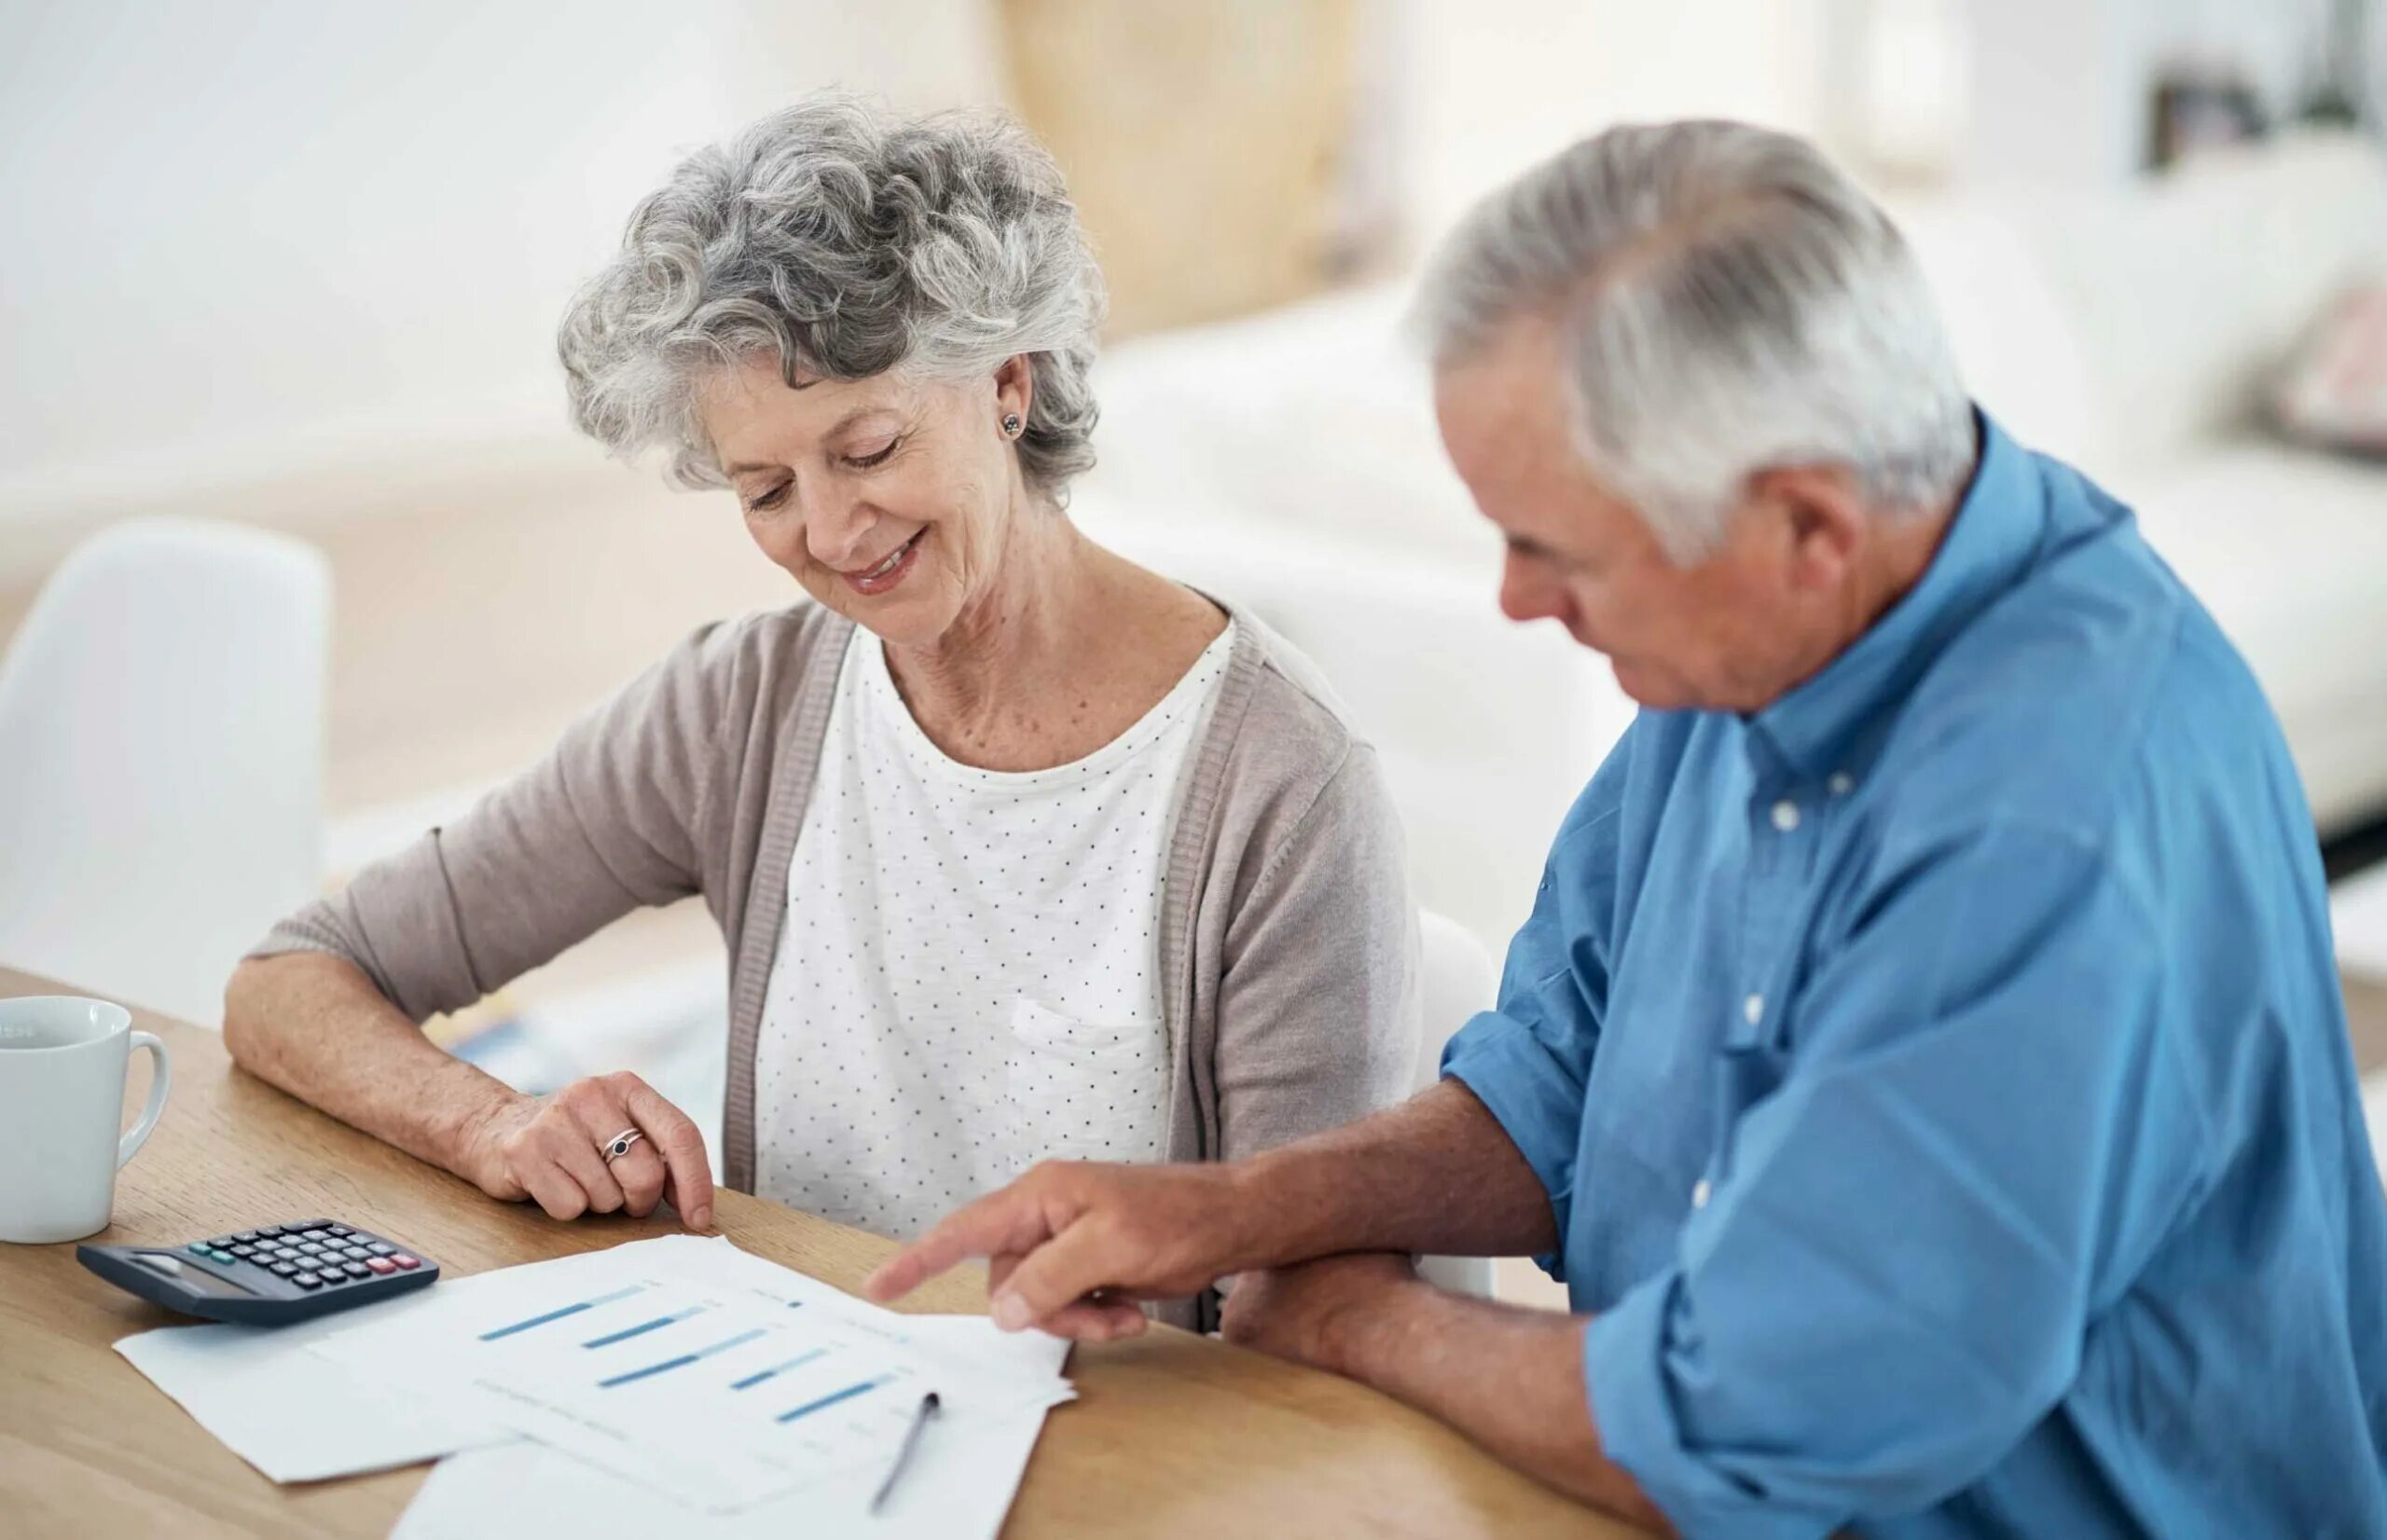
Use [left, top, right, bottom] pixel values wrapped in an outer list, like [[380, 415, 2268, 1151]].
[[1744, 410, 2046, 784]]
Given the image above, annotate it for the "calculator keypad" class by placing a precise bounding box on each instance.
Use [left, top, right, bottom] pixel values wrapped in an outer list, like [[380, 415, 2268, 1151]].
[[186, 1220, 429, 1297]]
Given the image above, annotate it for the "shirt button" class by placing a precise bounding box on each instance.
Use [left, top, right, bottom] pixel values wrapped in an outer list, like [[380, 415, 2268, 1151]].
[[1742, 993, 1764, 1025], [1828, 771, 1854, 796], [1771, 799, 1801, 832], [1691, 1178, 1713, 1210]]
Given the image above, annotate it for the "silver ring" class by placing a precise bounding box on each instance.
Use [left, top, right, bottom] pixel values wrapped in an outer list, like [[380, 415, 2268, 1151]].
[[601, 1128, 644, 1163]]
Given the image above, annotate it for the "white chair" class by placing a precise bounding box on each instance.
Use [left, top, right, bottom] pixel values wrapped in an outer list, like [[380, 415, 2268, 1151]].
[[1415, 908, 1502, 1299], [0, 517, 330, 1025]]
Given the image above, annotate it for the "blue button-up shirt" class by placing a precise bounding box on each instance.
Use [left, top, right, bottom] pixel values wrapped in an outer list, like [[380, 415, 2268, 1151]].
[[1442, 414, 2387, 1536]]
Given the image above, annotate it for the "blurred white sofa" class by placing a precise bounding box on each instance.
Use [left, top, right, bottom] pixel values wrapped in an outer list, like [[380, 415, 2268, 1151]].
[[1897, 130, 2387, 835], [1072, 130, 2387, 958]]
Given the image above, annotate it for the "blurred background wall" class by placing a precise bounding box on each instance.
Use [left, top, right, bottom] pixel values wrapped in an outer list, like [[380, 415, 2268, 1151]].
[[0, 0, 1830, 554], [9, 1, 2375, 551], [0, 2, 1002, 561]]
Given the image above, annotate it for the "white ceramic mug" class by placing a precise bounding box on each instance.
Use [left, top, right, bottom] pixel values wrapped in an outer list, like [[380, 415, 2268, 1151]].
[[0, 996, 172, 1243]]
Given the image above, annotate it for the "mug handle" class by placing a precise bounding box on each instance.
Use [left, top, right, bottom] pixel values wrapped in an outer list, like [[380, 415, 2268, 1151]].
[[118, 1030, 172, 1168]]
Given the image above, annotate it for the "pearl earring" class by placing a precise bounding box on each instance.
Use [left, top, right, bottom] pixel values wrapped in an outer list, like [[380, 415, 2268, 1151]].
[[1001, 414, 1023, 438]]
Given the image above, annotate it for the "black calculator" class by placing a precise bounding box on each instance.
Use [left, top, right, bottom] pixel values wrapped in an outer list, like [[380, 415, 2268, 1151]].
[[77, 1218, 440, 1326]]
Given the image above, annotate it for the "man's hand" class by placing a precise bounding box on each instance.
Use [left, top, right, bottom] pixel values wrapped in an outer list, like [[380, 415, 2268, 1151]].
[[1221, 1252, 1421, 1373], [865, 1160, 1268, 1339], [868, 1082, 1562, 1340]]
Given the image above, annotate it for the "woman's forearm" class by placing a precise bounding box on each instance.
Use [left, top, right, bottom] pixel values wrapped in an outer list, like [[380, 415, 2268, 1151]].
[[223, 952, 523, 1182]]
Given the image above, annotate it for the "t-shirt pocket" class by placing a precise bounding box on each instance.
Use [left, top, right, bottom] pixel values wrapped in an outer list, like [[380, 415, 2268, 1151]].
[[1002, 997, 1170, 1170]]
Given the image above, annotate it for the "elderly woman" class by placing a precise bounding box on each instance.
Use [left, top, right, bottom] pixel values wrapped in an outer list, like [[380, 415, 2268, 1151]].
[[222, 95, 1416, 1328]]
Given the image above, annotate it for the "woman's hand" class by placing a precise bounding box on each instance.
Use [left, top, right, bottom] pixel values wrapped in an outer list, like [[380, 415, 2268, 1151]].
[[453, 1071, 715, 1230]]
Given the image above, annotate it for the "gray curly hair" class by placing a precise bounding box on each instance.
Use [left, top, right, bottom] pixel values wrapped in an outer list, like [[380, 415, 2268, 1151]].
[[558, 92, 1106, 500]]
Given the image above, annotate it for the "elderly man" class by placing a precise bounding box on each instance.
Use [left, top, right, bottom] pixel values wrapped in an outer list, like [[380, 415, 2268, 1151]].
[[869, 121, 2387, 1534]]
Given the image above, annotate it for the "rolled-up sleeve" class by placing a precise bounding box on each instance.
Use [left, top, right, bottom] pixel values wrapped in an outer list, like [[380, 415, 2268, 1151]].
[[1582, 822, 2204, 1536], [1440, 798, 1621, 1268]]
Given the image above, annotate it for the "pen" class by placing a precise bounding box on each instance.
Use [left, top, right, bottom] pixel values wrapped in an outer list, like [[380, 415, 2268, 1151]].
[[870, 1389, 941, 1515]]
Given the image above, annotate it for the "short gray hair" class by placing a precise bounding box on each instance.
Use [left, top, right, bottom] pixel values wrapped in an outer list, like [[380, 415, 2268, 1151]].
[[559, 92, 1106, 500], [1414, 120, 1973, 561]]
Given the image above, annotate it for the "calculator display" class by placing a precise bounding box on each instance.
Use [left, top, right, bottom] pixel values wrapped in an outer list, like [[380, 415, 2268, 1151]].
[[135, 1253, 259, 1297]]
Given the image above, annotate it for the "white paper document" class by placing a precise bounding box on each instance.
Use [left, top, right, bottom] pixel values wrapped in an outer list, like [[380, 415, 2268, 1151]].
[[113, 1272, 512, 1483], [113, 1231, 1071, 1528], [306, 1237, 1066, 1510], [302, 1234, 1070, 1513], [393, 1312, 1064, 1540]]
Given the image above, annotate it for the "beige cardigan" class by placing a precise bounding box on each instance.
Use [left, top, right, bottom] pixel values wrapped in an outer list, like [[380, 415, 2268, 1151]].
[[255, 599, 1420, 1326]]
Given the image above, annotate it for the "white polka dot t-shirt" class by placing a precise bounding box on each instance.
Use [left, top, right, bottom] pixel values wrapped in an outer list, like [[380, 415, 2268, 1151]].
[[752, 620, 1236, 1240]]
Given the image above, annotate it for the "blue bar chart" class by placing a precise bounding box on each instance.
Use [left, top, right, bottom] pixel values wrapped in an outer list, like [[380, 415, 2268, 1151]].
[[303, 1242, 1076, 1515], [582, 1303, 709, 1349], [310, 1258, 981, 1511], [731, 1348, 825, 1390], [598, 1325, 768, 1388], [777, 1377, 887, 1423], [476, 1283, 647, 1341]]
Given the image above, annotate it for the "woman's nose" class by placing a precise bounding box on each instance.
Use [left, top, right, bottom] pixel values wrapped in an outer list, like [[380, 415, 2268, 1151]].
[[803, 493, 877, 570]]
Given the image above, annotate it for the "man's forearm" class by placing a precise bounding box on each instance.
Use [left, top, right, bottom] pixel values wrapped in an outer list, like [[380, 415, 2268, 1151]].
[[1325, 1282, 1670, 1532], [1235, 1079, 1559, 1265]]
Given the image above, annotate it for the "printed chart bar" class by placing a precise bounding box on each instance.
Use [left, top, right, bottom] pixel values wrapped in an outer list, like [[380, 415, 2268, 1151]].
[[731, 1348, 827, 1391], [479, 1284, 648, 1341], [583, 1304, 709, 1349], [599, 1327, 770, 1389], [778, 1377, 886, 1424]]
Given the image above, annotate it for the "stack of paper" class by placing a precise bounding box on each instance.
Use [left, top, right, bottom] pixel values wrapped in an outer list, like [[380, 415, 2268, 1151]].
[[114, 1281, 511, 1482], [115, 1235, 1071, 1536]]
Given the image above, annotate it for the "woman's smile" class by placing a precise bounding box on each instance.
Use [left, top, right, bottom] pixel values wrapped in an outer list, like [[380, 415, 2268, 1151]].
[[837, 528, 924, 597]]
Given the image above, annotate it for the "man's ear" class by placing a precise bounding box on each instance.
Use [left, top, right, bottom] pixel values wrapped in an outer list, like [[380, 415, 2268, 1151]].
[[1747, 464, 1868, 591]]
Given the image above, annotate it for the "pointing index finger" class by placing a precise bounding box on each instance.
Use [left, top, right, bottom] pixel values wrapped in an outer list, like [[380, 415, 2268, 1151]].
[[866, 1188, 1059, 1303], [986, 1218, 1136, 1331]]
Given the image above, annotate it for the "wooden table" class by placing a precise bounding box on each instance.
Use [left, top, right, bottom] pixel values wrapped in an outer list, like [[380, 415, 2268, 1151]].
[[0, 969, 1632, 1538]]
